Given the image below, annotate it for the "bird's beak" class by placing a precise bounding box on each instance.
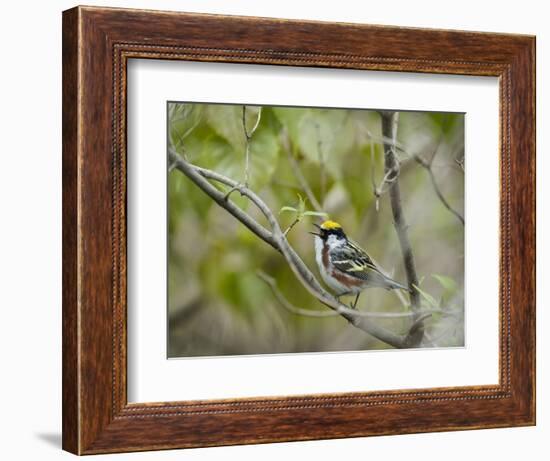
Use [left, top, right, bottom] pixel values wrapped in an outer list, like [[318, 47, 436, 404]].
[[309, 223, 321, 236]]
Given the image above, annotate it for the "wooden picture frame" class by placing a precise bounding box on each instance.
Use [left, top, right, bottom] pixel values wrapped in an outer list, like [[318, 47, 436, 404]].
[[62, 5, 535, 455]]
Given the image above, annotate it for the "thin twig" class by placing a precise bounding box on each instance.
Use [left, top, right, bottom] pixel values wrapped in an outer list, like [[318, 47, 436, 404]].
[[369, 133, 399, 211], [258, 271, 339, 318], [258, 271, 430, 319], [283, 218, 300, 237], [242, 106, 251, 188], [426, 167, 465, 225], [412, 125, 465, 225], [315, 122, 327, 201], [373, 168, 398, 211], [370, 136, 378, 205], [454, 154, 465, 172], [224, 106, 262, 200], [413, 152, 464, 225], [242, 105, 262, 188], [411, 136, 465, 225], [280, 130, 324, 213]]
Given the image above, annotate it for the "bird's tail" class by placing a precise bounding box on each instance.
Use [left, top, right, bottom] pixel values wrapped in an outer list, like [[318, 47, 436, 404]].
[[370, 271, 410, 292], [385, 277, 410, 292]]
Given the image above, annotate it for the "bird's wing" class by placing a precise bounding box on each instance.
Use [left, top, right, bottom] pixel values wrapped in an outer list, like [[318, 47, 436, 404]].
[[330, 240, 385, 281]]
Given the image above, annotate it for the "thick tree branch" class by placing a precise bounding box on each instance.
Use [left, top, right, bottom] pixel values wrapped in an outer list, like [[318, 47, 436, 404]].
[[168, 149, 278, 251], [380, 111, 425, 347], [169, 148, 419, 349]]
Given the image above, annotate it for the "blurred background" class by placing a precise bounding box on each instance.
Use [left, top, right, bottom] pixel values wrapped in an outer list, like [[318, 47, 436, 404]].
[[167, 102, 464, 357]]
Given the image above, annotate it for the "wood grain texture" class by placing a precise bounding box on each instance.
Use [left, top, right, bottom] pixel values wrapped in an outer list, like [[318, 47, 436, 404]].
[[62, 5, 536, 455], [62, 7, 79, 454]]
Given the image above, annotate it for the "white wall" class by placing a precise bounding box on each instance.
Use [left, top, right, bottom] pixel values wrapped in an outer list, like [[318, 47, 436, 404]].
[[0, 1, 546, 459]]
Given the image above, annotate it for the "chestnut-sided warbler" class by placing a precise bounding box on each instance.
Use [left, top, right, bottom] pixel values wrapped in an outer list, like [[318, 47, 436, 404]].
[[310, 220, 408, 308]]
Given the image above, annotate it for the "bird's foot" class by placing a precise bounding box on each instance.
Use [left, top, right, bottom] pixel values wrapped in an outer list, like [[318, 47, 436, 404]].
[[336, 292, 357, 309]]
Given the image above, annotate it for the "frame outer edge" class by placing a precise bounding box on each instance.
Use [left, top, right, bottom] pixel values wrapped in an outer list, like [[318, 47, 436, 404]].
[[62, 6, 536, 454], [62, 6, 81, 455], [531, 36, 537, 425], [514, 36, 536, 424]]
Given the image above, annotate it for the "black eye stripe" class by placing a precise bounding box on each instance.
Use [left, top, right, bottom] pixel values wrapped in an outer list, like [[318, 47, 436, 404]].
[[324, 228, 345, 238], [319, 227, 346, 239]]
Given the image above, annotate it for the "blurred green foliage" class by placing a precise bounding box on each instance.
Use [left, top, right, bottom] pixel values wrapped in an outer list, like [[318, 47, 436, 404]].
[[167, 102, 465, 357]]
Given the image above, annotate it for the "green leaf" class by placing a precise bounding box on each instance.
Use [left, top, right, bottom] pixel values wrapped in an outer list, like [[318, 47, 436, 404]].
[[303, 211, 328, 217], [432, 274, 458, 293], [279, 194, 326, 218], [272, 107, 355, 179], [271, 106, 308, 146], [279, 206, 298, 214], [205, 104, 245, 150], [413, 284, 438, 308], [340, 143, 376, 217], [246, 127, 280, 190]]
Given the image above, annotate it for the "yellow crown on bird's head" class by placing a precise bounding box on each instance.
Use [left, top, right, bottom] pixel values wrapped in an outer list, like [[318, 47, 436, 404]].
[[320, 220, 342, 230]]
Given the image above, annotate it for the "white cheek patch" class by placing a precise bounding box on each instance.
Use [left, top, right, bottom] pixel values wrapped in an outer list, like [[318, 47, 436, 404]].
[[326, 235, 344, 249]]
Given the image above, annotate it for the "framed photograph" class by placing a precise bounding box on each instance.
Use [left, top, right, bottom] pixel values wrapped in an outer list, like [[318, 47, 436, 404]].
[[62, 6, 535, 455]]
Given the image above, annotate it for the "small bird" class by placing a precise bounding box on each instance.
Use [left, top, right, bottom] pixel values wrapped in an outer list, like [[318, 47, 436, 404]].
[[310, 220, 408, 308]]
